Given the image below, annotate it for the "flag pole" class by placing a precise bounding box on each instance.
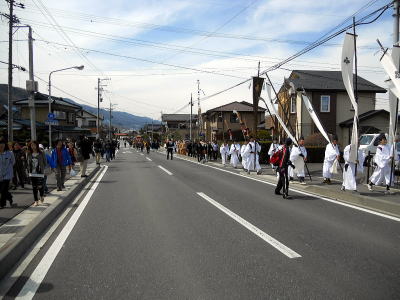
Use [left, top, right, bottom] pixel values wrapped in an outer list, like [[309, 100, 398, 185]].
[[353, 17, 360, 178], [265, 73, 312, 181]]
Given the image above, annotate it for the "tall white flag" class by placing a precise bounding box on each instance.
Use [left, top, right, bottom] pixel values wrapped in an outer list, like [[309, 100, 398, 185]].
[[262, 85, 298, 146], [301, 93, 330, 143], [341, 32, 358, 163], [381, 45, 400, 146]]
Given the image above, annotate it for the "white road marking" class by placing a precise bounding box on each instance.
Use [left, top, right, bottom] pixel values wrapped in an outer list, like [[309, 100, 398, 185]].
[[158, 165, 173, 175], [155, 151, 400, 222], [146, 157, 152, 161], [140, 153, 144, 156], [197, 192, 301, 259], [0, 168, 106, 299], [16, 166, 109, 300]]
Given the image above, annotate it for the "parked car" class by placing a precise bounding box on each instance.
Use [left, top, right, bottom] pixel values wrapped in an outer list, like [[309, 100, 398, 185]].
[[359, 133, 388, 155]]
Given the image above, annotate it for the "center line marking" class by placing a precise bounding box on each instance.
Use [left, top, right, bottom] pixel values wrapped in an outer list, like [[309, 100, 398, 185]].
[[158, 165, 173, 175], [197, 192, 301, 259], [146, 157, 152, 161]]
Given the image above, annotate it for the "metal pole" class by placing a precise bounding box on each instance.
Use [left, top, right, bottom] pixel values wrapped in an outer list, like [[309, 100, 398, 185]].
[[109, 102, 112, 140], [197, 80, 200, 140], [190, 93, 192, 141], [97, 78, 100, 139], [28, 26, 36, 141], [8, 0, 14, 141], [48, 73, 52, 148], [353, 17, 359, 177]]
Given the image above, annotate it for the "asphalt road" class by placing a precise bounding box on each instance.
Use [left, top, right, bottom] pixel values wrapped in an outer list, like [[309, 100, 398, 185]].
[[5, 147, 400, 299]]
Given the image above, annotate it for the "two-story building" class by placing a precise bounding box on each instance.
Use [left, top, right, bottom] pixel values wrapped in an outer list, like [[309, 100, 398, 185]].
[[277, 70, 387, 144], [202, 101, 266, 141], [14, 92, 91, 143], [76, 109, 104, 138], [161, 114, 198, 140]]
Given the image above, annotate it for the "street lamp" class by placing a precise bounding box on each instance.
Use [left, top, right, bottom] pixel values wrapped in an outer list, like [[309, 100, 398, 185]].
[[48, 65, 84, 148]]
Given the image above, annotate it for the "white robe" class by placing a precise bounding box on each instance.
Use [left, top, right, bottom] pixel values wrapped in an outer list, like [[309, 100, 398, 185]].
[[369, 144, 392, 186], [240, 144, 248, 169], [244, 142, 261, 171], [220, 144, 229, 165], [323, 143, 340, 179], [288, 146, 307, 178], [342, 145, 365, 191], [229, 143, 241, 168], [268, 143, 280, 168]]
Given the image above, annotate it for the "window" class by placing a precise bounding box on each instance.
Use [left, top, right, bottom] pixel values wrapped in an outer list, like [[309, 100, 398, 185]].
[[290, 97, 296, 114], [88, 120, 97, 127], [53, 110, 66, 120], [67, 113, 75, 123], [320, 95, 330, 112], [230, 113, 239, 123]]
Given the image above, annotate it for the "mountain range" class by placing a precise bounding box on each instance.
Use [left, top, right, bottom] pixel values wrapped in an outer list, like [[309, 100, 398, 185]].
[[0, 84, 158, 129]]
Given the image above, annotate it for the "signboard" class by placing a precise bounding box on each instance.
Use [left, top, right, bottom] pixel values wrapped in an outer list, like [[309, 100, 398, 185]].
[[47, 113, 55, 120], [45, 119, 59, 126]]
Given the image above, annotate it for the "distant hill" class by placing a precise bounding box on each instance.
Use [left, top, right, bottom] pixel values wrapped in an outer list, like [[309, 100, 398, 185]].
[[0, 84, 158, 129]]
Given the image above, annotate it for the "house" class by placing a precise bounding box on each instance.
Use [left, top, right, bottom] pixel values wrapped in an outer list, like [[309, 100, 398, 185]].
[[14, 92, 90, 143], [277, 70, 387, 144], [161, 114, 198, 140], [76, 109, 104, 138], [201, 101, 266, 141], [142, 123, 164, 134], [339, 109, 400, 142]]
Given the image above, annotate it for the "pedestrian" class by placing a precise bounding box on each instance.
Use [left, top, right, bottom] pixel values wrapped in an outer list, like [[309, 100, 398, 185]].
[[67, 141, 78, 167], [241, 140, 248, 171], [145, 141, 150, 154], [275, 138, 295, 199], [0, 139, 15, 208], [50, 140, 72, 191], [27, 141, 46, 206], [212, 141, 219, 160], [198, 141, 205, 163], [322, 135, 340, 184], [268, 138, 280, 170], [367, 133, 392, 192], [166, 139, 174, 160], [76, 136, 91, 177], [288, 136, 308, 184], [40, 144, 51, 194], [12, 142, 26, 189], [229, 140, 241, 168], [93, 139, 103, 165], [243, 136, 262, 174], [105, 140, 111, 162], [220, 141, 229, 166], [111, 140, 117, 159], [342, 144, 365, 192]]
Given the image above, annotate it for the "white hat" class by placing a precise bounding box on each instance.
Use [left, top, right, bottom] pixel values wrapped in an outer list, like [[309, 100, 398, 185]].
[[39, 144, 44, 149]]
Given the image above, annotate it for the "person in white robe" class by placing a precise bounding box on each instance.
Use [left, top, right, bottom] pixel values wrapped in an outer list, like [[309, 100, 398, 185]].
[[241, 141, 248, 170], [322, 135, 340, 184], [368, 134, 393, 191], [220, 142, 229, 166], [288, 136, 307, 184], [341, 144, 365, 191], [229, 141, 241, 168], [244, 137, 262, 174], [268, 138, 280, 170]]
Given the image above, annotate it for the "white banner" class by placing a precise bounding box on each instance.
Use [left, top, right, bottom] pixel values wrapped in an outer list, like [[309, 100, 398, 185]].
[[341, 32, 358, 163], [301, 93, 330, 143], [383, 46, 400, 145], [262, 85, 298, 146]]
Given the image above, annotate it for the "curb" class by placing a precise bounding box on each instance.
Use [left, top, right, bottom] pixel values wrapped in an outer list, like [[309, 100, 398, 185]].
[[0, 165, 101, 281]]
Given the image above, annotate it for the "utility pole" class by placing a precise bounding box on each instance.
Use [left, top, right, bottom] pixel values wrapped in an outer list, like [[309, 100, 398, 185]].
[[96, 78, 109, 139], [27, 26, 37, 141], [151, 118, 154, 141], [8, 0, 14, 141], [109, 102, 112, 140], [197, 80, 201, 140], [97, 78, 100, 139], [189, 93, 193, 140]]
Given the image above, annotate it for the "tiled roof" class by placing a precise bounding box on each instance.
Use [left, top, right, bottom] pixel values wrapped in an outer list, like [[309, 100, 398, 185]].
[[205, 101, 266, 114], [162, 114, 198, 122], [288, 70, 386, 93]]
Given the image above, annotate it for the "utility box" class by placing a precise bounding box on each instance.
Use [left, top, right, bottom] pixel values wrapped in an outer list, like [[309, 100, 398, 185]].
[[26, 80, 38, 92]]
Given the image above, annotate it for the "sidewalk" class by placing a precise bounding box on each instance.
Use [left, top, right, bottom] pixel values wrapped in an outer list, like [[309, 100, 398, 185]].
[[0, 160, 100, 280], [164, 151, 400, 218]]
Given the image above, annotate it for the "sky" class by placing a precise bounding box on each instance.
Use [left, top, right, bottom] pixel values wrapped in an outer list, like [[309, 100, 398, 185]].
[[0, 0, 395, 121]]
